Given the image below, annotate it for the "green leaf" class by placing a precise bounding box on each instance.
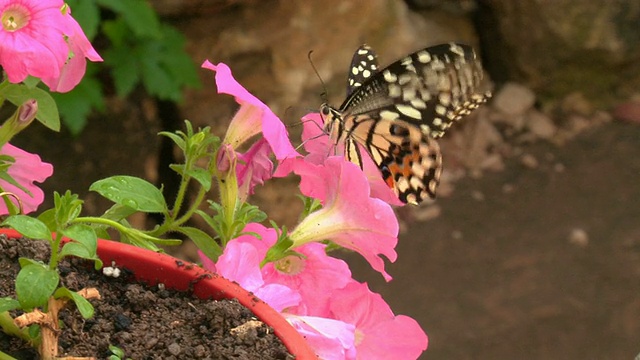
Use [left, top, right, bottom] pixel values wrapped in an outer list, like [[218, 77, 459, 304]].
[[108, 344, 125, 358], [159, 131, 186, 151], [119, 230, 181, 250], [2, 215, 52, 241], [141, 57, 177, 101], [18, 257, 43, 269], [0, 169, 30, 196], [160, 26, 201, 89], [177, 227, 222, 263], [37, 208, 57, 232], [0, 83, 60, 131], [0, 297, 20, 312], [62, 224, 97, 255], [107, 46, 141, 97], [60, 226, 102, 268], [54, 287, 94, 319], [97, 0, 161, 38], [101, 203, 137, 222], [16, 264, 59, 310], [22, 76, 41, 89], [90, 176, 167, 213], [185, 168, 212, 191], [59, 242, 91, 260], [51, 71, 105, 135], [65, 0, 101, 40], [169, 164, 185, 176]]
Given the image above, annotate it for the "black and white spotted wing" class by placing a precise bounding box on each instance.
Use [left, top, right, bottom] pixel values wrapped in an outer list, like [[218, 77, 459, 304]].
[[321, 42, 491, 205], [346, 44, 379, 97]]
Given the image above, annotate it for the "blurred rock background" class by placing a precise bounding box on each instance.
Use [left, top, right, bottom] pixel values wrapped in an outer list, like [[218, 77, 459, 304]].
[[12, 0, 640, 358]]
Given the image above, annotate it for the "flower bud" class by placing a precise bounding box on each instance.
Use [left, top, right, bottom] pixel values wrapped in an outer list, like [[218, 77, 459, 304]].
[[0, 99, 38, 147], [216, 143, 236, 175], [18, 99, 38, 124]]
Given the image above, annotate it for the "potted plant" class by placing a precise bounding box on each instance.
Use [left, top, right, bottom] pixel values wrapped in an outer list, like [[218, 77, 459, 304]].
[[0, 1, 492, 359], [0, 228, 316, 359]]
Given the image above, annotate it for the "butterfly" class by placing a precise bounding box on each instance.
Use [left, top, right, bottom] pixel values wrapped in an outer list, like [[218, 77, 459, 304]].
[[320, 43, 491, 205]]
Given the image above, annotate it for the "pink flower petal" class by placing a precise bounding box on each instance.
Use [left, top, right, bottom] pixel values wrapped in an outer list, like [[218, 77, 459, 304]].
[[40, 7, 102, 92], [285, 314, 357, 360], [236, 138, 273, 196], [201, 61, 299, 161], [206, 239, 265, 292], [254, 283, 301, 313], [262, 242, 352, 317], [289, 157, 398, 281], [0, 143, 53, 214], [330, 282, 428, 360], [0, 0, 100, 91], [200, 223, 302, 311]]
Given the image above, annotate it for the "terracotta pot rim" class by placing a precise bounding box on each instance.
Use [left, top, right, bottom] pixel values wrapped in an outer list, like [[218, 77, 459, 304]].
[[0, 229, 316, 359]]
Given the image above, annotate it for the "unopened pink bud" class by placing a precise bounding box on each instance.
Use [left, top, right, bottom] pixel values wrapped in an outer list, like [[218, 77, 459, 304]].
[[18, 99, 38, 123], [216, 144, 236, 175]]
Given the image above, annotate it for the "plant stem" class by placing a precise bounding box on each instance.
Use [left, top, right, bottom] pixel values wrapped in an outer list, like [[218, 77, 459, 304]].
[[0, 312, 31, 343], [71, 216, 129, 233], [49, 233, 63, 270], [0, 350, 18, 360]]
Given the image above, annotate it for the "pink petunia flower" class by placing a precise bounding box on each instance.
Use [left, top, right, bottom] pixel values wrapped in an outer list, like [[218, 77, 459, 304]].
[[39, 4, 102, 92], [198, 226, 301, 312], [236, 138, 273, 198], [0, 143, 53, 214], [287, 156, 399, 281], [285, 314, 357, 360], [262, 241, 352, 317], [330, 281, 428, 360], [202, 61, 299, 161], [0, 0, 101, 92]]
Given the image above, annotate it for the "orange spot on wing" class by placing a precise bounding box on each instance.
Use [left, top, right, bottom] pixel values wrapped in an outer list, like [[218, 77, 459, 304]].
[[402, 155, 412, 177], [386, 163, 400, 188]]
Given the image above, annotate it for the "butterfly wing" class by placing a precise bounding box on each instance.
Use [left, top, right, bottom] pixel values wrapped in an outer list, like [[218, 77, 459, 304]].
[[341, 43, 491, 139], [346, 44, 379, 97], [342, 113, 442, 204], [325, 42, 490, 204]]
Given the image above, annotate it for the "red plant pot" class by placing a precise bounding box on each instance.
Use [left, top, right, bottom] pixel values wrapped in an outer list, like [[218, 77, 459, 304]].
[[1, 229, 317, 359]]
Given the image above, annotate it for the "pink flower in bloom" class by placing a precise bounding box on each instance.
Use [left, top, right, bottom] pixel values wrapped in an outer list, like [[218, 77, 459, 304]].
[[262, 241, 352, 317], [236, 138, 273, 196], [0, 0, 102, 92], [287, 156, 399, 281], [202, 222, 352, 316], [285, 314, 357, 360], [198, 228, 301, 312], [330, 281, 428, 360], [0, 143, 53, 214], [40, 5, 102, 92], [202, 61, 299, 161]]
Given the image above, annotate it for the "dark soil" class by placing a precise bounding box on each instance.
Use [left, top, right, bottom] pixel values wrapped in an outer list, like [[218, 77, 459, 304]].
[[0, 235, 292, 360]]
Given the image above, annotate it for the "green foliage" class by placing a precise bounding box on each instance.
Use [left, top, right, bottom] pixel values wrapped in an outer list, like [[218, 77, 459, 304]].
[[59, 0, 201, 135], [261, 223, 299, 266], [108, 344, 132, 360], [53, 288, 94, 319], [0, 83, 60, 131], [90, 176, 167, 213], [161, 121, 221, 191], [15, 263, 59, 310], [50, 66, 105, 135], [197, 201, 268, 248]]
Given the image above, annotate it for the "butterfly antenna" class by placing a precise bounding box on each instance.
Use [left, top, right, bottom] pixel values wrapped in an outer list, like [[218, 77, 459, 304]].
[[295, 131, 330, 152], [308, 50, 329, 103]]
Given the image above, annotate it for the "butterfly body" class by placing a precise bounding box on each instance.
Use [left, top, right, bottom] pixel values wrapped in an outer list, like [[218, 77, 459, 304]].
[[321, 42, 491, 205]]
